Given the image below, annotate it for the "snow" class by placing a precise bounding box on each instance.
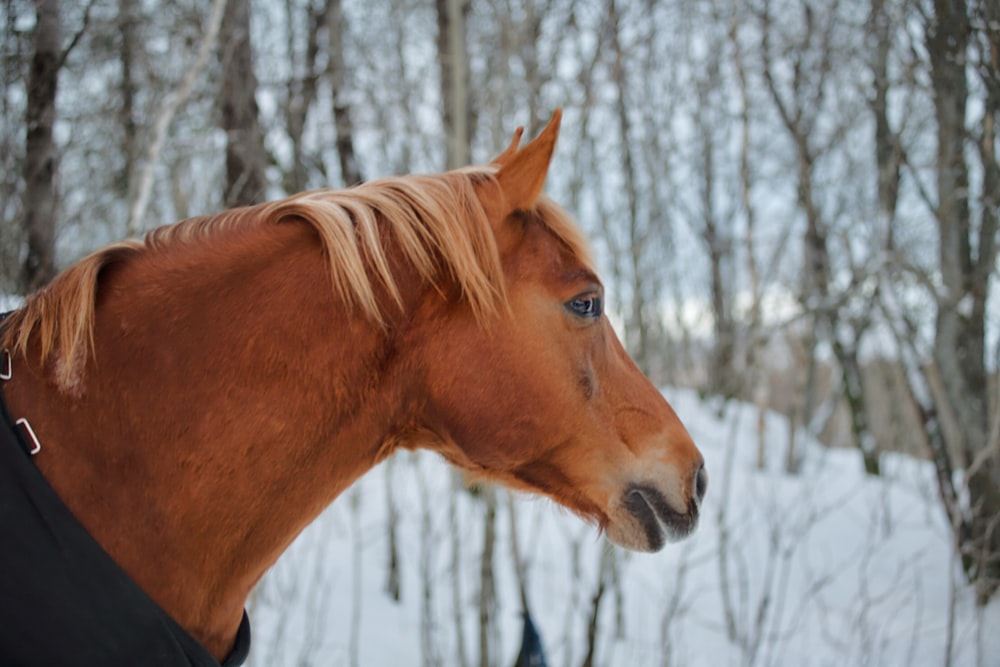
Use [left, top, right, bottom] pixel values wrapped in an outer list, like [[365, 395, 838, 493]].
[[247, 388, 999, 667], [0, 294, 23, 313]]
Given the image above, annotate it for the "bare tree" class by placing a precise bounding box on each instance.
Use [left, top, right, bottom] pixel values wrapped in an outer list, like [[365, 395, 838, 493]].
[[924, 0, 1000, 603], [116, 0, 140, 212], [606, 0, 648, 371], [580, 543, 613, 667], [597, 0, 682, 378], [687, 1, 739, 399], [436, 0, 471, 169], [449, 472, 470, 667], [867, 0, 902, 249], [20, 0, 62, 291], [478, 486, 498, 667], [279, 0, 324, 195], [757, 0, 884, 474], [1, 2, 29, 291], [126, 0, 227, 235], [325, 0, 362, 186], [218, 0, 267, 207]]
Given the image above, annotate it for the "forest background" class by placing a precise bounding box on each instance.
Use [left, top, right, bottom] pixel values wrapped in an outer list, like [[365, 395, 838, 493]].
[[1, 0, 998, 664]]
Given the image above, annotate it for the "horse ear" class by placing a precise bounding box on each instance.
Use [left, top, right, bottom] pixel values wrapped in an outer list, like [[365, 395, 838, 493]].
[[494, 109, 562, 214], [491, 127, 524, 167]]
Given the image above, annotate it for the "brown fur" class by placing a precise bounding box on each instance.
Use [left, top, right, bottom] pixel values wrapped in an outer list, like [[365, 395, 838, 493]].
[[0, 112, 703, 661]]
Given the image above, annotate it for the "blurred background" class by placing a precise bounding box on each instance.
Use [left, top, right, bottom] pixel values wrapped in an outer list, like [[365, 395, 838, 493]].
[[1, 1, 998, 665]]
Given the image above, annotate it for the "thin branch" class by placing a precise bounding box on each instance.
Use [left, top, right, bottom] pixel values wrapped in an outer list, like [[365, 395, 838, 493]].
[[55, 0, 96, 71], [126, 0, 228, 235]]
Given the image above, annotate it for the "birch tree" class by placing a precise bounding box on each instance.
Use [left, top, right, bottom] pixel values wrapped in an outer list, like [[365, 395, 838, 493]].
[[20, 0, 63, 291], [218, 0, 267, 207], [126, 0, 227, 235], [924, 0, 1000, 604], [1, 1, 29, 291], [325, 0, 362, 186], [437, 0, 472, 170], [278, 0, 324, 195]]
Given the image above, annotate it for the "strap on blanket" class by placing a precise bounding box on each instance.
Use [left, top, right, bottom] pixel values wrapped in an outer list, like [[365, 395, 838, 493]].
[[0, 310, 41, 455]]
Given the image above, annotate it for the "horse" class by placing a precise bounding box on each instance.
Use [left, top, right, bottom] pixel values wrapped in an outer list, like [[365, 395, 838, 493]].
[[0, 111, 706, 666]]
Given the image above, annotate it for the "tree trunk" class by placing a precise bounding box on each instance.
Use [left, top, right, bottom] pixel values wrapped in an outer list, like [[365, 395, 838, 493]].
[[833, 336, 880, 474], [436, 0, 471, 170], [927, 0, 1000, 603], [218, 0, 267, 207], [325, 0, 362, 186], [449, 472, 469, 667], [608, 0, 652, 374], [868, 0, 900, 252], [761, 0, 881, 475], [692, 29, 735, 398], [281, 1, 323, 194], [383, 457, 401, 602], [20, 0, 62, 293], [862, 0, 908, 476], [478, 488, 497, 667], [580, 545, 613, 667], [118, 0, 139, 211]]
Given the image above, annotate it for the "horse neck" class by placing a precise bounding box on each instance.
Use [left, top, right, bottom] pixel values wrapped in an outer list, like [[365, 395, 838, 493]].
[[3, 221, 426, 658]]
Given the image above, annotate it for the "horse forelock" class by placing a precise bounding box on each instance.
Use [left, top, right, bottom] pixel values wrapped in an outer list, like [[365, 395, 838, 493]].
[[1, 166, 594, 389]]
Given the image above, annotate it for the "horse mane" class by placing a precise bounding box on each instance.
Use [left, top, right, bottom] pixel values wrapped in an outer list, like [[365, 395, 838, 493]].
[[1, 167, 593, 387]]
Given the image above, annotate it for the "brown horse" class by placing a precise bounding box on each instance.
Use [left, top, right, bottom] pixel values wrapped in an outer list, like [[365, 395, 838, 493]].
[[0, 111, 705, 664]]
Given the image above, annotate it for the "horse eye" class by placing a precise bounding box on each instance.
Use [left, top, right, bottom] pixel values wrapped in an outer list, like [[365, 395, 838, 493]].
[[567, 295, 602, 318]]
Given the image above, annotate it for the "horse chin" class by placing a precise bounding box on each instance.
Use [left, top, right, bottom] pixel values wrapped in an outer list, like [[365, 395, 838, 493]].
[[605, 484, 700, 552]]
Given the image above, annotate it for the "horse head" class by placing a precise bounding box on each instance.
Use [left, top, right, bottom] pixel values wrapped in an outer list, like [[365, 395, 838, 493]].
[[411, 111, 706, 551]]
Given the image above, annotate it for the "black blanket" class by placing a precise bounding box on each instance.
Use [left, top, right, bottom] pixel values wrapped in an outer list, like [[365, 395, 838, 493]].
[[0, 389, 250, 667]]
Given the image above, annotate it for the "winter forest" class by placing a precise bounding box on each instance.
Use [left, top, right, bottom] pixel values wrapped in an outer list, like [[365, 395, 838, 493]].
[[1, 0, 999, 665]]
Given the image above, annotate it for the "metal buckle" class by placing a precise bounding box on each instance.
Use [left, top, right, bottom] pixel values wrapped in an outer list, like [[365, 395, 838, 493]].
[[15, 418, 41, 456]]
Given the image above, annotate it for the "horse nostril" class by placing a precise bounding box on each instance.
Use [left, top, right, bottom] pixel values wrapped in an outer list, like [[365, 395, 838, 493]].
[[694, 465, 708, 504]]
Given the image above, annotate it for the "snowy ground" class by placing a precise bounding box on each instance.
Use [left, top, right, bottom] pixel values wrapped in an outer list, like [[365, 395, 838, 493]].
[[246, 388, 999, 667]]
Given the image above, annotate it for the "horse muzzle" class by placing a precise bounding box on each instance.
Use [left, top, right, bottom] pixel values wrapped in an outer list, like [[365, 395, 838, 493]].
[[606, 463, 707, 552]]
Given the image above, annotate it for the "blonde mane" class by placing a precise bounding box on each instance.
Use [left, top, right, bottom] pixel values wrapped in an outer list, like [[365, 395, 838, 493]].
[[1, 167, 593, 385]]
